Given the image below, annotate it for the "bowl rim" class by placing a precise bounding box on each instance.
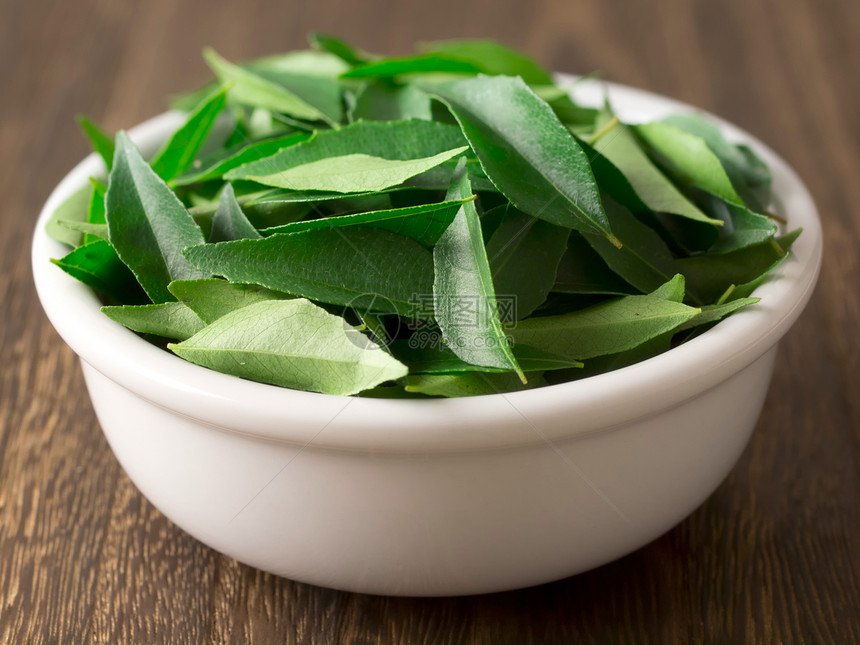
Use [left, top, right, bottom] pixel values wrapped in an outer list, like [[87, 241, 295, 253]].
[[31, 77, 823, 453]]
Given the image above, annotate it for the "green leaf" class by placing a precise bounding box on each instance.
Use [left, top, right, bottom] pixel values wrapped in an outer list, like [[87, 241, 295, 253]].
[[168, 299, 408, 396], [430, 75, 617, 243], [433, 160, 524, 380], [576, 136, 649, 214], [46, 185, 91, 247], [661, 113, 772, 211], [584, 196, 682, 299], [171, 50, 350, 110], [167, 278, 291, 323], [635, 121, 744, 205], [203, 48, 333, 124], [418, 39, 554, 84], [735, 144, 773, 209], [558, 275, 689, 378], [240, 146, 468, 193], [101, 302, 205, 340], [57, 219, 108, 239], [77, 116, 115, 170], [404, 372, 544, 398], [250, 50, 351, 78], [701, 194, 778, 253], [590, 112, 722, 226], [254, 70, 344, 125], [183, 227, 435, 318], [676, 297, 759, 331], [171, 132, 310, 186], [390, 340, 582, 374], [650, 273, 686, 302], [341, 54, 482, 79], [553, 233, 637, 296], [225, 119, 468, 182], [355, 311, 393, 352], [730, 253, 788, 300], [150, 84, 229, 180], [350, 83, 433, 122], [551, 96, 600, 130], [106, 131, 209, 303], [512, 292, 700, 361], [51, 239, 145, 303], [561, 332, 673, 381], [485, 206, 570, 319], [209, 184, 261, 242], [677, 230, 801, 303], [309, 33, 373, 66], [86, 178, 107, 223], [262, 198, 469, 247], [82, 178, 107, 245]]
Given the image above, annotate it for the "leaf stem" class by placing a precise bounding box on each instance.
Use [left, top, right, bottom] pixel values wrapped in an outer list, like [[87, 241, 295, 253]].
[[765, 211, 788, 225], [585, 116, 619, 145], [715, 284, 736, 305]]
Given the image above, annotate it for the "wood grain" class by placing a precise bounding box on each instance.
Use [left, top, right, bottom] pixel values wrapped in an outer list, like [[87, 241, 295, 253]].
[[1, 0, 858, 642]]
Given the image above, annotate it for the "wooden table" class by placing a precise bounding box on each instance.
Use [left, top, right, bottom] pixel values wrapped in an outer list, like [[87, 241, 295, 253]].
[[2, 0, 858, 642]]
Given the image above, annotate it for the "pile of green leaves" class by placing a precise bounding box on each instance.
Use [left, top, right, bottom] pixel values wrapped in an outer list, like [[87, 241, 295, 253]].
[[48, 34, 799, 398]]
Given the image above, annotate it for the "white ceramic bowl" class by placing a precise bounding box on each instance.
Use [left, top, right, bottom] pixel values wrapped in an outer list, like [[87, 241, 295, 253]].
[[32, 80, 822, 596]]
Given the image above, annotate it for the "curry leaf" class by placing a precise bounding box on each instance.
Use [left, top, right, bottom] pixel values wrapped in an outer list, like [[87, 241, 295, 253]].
[[390, 340, 582, 374], [171, 132, 309, 186], [418, 39, 554, 84], [635, 121, 744, 205], [77, 116, 115, 170], [584, 196, 683, 299], [554, 232, 637, 296], [209, 183, 261, 242], [660, 113, 772, 211], [239, 146, 468, 193], [430, 75, 618, 244], [51, 239, 145, 303], [168, 299, 408, 395], [83, 178, 107, 245], [150, 84, 229, 180], [102, 302, 205, 340], [590, 111, 722, 226], [701, 194, 778, 253], [255, 70, 344, 125], [486, 205, 570, 319], [341, 54, 482, 79], [262, 198, 468, 247], [57, 219, 108, 240], [512, 291, 700, 361], [676, 297, 760, 331], [225, 119, 468, 181], [404, 372, 543, 398], [106, 131, 209, 303], [46, 185, 91, 247], [183, 227, 435, 318], [433, 160, 524, 380], [677, 230, 801, 303], [167, 278, 291, 323], [309, 33, 374, 66], [203, 48, 333, 125], [350, 82, 433, 122]]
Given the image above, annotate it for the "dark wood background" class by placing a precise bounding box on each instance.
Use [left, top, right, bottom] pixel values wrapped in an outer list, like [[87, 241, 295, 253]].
[[2, 0, 858, 642]]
